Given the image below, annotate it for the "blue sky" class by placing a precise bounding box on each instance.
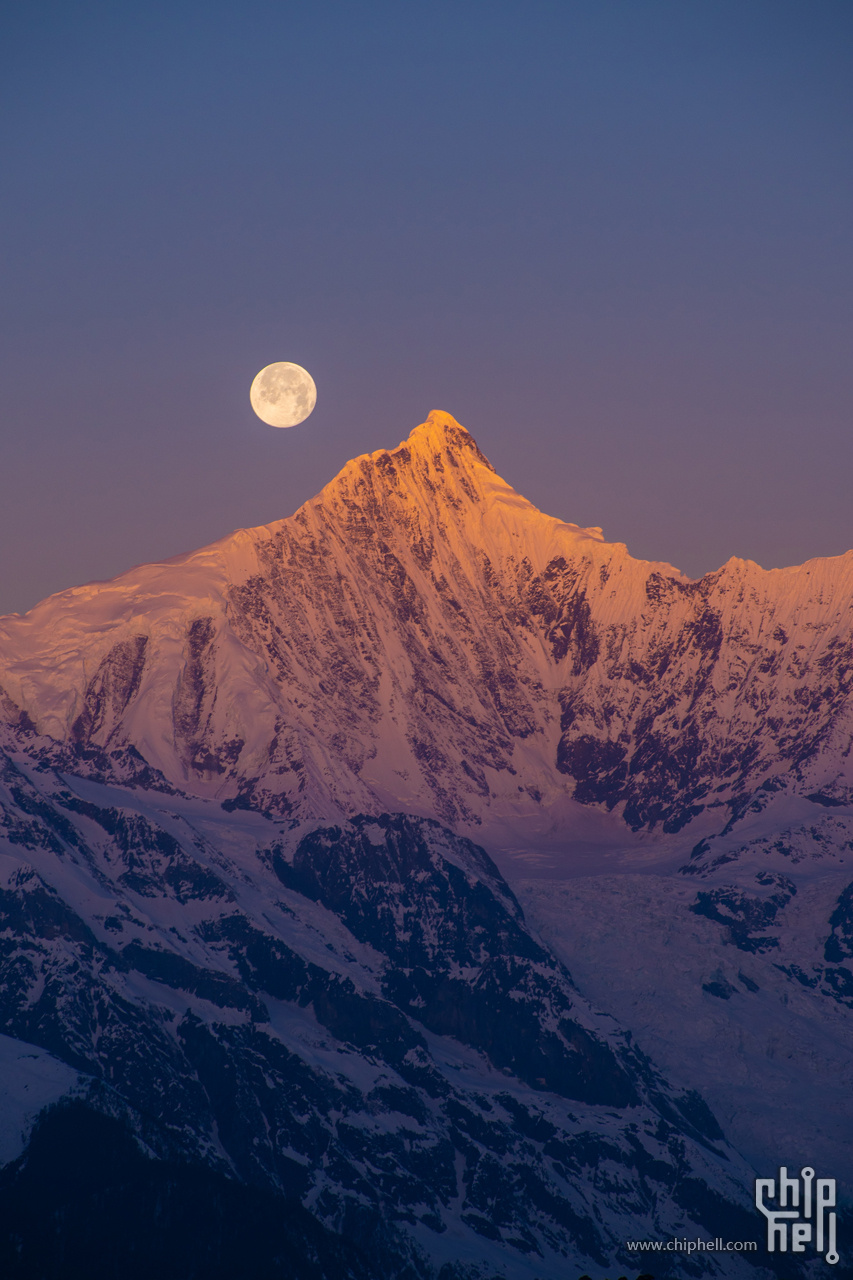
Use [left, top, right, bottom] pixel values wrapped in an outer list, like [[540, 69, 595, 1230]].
[[1, 0, 851, 612]]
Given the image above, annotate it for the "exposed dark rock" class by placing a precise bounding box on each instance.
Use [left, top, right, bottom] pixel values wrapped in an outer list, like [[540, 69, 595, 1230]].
[[0, 758, 786, 1276], [71, 636, 148, 747], [0, 1101, 373, 1280], [824, 880, 853, 962], [690, 875, 795, 953]]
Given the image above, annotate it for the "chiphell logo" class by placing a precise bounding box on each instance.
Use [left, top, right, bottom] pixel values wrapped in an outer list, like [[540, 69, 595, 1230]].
[[755, 1166, 838, 1264]]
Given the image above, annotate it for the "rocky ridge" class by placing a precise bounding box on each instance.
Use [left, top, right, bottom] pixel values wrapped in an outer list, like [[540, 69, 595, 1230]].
[[2, 412, 853, 852], [2, 412, 853, 1275], [0, 755, 777, 1278]]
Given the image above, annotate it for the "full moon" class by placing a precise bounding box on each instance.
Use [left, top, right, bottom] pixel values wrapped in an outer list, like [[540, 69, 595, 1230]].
[[250, 362, 317, 428]]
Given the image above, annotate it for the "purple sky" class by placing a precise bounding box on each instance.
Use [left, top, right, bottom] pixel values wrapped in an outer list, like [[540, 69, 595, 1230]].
[[2, 0, 852, 615]]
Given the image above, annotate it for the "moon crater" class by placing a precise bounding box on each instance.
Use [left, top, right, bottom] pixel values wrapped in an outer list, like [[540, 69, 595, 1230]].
[[250, 362, 317, 428]]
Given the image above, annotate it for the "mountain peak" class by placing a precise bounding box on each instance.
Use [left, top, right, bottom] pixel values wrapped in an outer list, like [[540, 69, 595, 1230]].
[[404, 409, 495, 472], [295, 410, 516, 551], [334, 409, 497, 490], [7, 410, 853, 856], [303, 411, 612, 586]]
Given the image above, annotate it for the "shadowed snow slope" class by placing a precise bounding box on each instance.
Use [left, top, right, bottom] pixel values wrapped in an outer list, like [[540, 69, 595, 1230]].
[[1, 412, 851, 1277], [0, 763, 776, 1279], [2, 411, 853, 857]]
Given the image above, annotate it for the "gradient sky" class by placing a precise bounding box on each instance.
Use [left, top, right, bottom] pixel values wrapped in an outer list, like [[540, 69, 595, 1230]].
[[2, 0, 852, 615]]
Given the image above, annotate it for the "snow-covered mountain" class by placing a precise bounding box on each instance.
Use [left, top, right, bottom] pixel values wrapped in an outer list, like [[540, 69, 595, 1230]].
[[2, 411, 852, 1277], [3, 411, 853, 856], [0, 758, 773, 1279]]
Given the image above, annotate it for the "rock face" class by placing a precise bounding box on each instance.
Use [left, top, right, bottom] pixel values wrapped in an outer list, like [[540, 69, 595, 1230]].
[[2, 411, 853, 849], [2, 411, 852, 1277], [0, 761, 770, 1278]]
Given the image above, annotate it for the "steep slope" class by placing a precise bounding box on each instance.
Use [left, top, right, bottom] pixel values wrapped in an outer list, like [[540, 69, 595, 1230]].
[[521, 826, 853, 1191], [2, 411, 853, 852], [2, 411, 852, 1275], [0, 758, 776, 1279]]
